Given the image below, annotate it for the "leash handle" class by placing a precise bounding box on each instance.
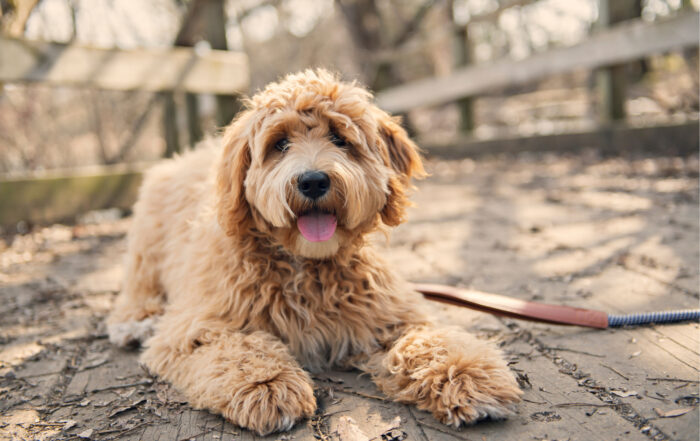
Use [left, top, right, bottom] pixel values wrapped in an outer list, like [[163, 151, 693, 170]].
[[413, 283, 609, 329]]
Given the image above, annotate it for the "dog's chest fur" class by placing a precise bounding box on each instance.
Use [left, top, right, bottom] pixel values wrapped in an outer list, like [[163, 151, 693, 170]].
[[214, 242, 420, 371]]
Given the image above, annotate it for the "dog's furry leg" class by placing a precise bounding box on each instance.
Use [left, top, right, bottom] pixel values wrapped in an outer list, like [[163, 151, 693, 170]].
[[107, 247, 165, 347], [107, 183, 169, 344], [362, 326, 522, 427], [140, 318, 316, 435]]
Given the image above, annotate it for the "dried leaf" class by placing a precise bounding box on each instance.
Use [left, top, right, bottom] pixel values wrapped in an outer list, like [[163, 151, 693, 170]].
[[653, 407, 695, 418], [384, 416, 401, 430], [337, 416, 369, 441]]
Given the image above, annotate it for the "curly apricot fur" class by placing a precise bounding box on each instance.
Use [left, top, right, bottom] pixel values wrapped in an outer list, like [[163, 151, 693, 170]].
[[108, 69, 520, 435]]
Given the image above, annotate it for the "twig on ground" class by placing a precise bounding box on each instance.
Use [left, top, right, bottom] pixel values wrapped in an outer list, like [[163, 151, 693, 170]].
[[89, 379, 153, 393], [99, 421, 152, 441], [177, 429, 215, 441], [647, 377, 699, 383], [334, 387, 391, 402], [601, 363, 629, 381], [413, 418, 474, 440], [643, 391, 669, 402], [14, 371, 64, 379], [309, 406, 349, 441], [543, 347, 605, 358], [554, 402, 618, 408], [26, 422, 65, 427]]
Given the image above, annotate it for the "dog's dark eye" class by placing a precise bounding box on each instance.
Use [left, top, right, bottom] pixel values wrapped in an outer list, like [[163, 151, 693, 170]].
[[329, 131, 346, 147], [274, 138, 290, 152]]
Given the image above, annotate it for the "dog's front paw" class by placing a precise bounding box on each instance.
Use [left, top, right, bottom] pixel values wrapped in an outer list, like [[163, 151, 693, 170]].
[[423, 359, 521, 426], [223, 367, 317, 435], [377, 327, 521, 427], [107, 318, 156, 347]]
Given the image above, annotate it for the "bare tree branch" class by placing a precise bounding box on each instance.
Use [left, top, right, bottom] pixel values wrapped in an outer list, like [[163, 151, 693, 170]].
[[335, 0, 384, 50], [3, 0, 39, 37], [236, 0, 281, 22], [88, 91, 110, 164], [392, 0, 441, 47], [109, 94, 161, 164]]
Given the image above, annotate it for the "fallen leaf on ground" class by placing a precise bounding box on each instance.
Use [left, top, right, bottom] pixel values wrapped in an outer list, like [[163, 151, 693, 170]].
[[653, 407, 695, 418], [337, 416, 368, 441], [336, 415, 403, 441]]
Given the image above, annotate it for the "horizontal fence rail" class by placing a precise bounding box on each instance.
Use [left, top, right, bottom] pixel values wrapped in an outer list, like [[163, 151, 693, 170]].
[[3, 121, 698, 229], [0, 164, 147, 229], [0, 36, 249, 94], [420, 121, 699, 158], [376, 12, 699, 113]]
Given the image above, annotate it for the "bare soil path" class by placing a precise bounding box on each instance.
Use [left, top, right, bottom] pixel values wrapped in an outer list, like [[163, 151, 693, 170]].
[[1, 152, 698, 441]]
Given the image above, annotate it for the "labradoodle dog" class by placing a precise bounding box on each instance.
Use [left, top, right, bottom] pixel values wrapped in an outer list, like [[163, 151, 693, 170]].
[[107, 69, 521, 435]]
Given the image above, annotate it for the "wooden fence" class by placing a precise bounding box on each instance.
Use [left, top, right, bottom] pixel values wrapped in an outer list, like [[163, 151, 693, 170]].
[[0, 6, 698, 230], [376, 8, 699, 156], [375, 12, 699, 113], [0, 36, 248, 229]]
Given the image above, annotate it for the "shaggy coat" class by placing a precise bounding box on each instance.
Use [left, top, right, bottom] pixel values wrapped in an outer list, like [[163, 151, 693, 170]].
[[108, 69, 521, 435]]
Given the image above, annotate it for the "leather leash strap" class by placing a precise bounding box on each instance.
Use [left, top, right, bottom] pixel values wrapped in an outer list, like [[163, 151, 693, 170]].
[[413, 283, 609, 329]]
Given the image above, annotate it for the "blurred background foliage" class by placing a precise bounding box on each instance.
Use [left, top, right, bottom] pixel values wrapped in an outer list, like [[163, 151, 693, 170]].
[[0, 0, 698, 173]]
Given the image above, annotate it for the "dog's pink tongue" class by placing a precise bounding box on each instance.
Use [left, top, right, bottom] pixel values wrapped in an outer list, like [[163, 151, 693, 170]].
[[297, 212, 337, 242]]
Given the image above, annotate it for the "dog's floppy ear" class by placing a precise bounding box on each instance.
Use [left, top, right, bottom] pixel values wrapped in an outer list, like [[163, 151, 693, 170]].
[[376, 112, 426, 227], [216, 110, 253, 237]]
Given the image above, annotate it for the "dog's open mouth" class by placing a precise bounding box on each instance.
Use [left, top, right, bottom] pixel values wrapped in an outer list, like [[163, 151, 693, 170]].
[[297, 209, 337, 242]]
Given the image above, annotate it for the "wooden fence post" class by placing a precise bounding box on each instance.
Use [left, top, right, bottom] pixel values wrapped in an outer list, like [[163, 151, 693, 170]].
[[596, 0, 641, 123], [163, 92, 181, 158], [185, 93, 203, 146], [453, 23, 475, 133], [203, 0, 240, 127]]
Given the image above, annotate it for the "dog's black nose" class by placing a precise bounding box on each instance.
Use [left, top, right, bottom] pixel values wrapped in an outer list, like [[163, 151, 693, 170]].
[[298, 171, 330, 199]]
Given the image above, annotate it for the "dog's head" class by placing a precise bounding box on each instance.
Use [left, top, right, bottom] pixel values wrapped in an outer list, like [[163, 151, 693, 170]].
[[216, 69, 425, 259]]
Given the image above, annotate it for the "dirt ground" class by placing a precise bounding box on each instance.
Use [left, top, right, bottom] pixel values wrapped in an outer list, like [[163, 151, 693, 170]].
[[1, 151, 698, 441]]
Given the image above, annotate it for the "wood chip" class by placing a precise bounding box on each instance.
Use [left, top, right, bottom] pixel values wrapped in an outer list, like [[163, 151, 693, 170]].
[[60, 420, 77, 431], [80, 354, 109, 371], [78, 429, 94, 439], [611, 390, 638, 398], [108, 398, 146, 418]]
